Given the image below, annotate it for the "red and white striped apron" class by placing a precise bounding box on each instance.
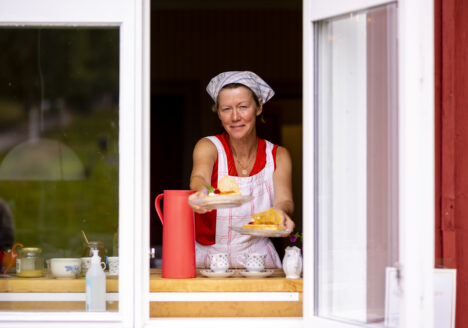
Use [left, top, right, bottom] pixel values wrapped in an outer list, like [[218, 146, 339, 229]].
[[195, 135, 282, 269]]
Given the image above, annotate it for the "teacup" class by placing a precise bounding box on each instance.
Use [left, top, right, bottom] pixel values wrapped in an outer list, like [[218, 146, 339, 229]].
[[208, 253, 229, 273], [238, 253, 266, 272], [107, 256, 119, 275], [80, 257, 106, 276]]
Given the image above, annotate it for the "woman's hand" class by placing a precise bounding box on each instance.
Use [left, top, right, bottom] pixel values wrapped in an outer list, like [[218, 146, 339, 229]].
[[275, 208, 295, 232], [188, 190, 213, 214]]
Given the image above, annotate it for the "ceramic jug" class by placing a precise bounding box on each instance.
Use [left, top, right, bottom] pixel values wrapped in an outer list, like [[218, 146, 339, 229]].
[[155, 190, 196, 278], [282, 246, 302, 279], [1, 242, 23, 275]]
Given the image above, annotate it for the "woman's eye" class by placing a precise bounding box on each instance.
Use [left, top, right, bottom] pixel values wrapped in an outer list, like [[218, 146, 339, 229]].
[[240, 106, 247, 109], [222, 107, 231, 112]]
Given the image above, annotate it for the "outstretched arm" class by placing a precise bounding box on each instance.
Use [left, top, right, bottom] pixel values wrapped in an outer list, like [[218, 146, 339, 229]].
[[188, 138, 217, 214]]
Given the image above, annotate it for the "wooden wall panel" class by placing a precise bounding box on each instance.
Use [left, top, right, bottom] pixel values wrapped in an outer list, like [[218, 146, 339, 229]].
[[436, 0, 468, 326], [454, 1, 468, 327]]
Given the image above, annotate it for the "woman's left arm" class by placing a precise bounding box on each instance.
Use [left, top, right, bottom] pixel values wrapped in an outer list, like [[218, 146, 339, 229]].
[[273, 146, 295, 231]]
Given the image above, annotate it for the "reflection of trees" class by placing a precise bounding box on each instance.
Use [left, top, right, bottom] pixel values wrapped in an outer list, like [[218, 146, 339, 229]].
[[0, 28, 119, 116], [0, 29, 120, 258]]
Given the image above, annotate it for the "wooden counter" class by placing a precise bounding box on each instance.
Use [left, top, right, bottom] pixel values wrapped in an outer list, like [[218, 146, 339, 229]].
[[0, 275, 119, 293], [0, 269, 303, 317], [150, 269, 302, 317]]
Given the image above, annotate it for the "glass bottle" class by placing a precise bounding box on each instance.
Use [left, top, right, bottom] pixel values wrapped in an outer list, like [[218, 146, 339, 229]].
[[82, 241, 106, 263], [85, 249, 106, 311], [16, 247, 44, 278]]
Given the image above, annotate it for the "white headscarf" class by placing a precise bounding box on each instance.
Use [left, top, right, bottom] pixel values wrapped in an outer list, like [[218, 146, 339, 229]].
[[206, 71, 275, 103]]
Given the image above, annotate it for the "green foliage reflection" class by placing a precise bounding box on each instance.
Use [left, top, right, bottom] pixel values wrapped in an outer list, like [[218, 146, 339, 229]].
[[0, 28, 119, 260]]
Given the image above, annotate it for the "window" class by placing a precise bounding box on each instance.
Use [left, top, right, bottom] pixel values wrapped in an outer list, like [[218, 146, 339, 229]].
[[0, 27, 119, 312], [0, 1, 147, 325], [0, 0, 435, 326], [314, 4, 398, 325], [304, 0, 435, 326]]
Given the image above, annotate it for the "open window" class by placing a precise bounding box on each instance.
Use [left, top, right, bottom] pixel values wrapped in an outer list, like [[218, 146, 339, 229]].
[[303, 0, 435, 326], [0, 0, 149, 326], [0, 0, 435, 326]]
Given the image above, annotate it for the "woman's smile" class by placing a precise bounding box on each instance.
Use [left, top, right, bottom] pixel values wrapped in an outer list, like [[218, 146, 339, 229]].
[[230, 123, 245, 129]]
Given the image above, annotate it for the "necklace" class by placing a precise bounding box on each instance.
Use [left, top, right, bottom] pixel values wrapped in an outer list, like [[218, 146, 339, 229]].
[[234, 153, 255, 176]]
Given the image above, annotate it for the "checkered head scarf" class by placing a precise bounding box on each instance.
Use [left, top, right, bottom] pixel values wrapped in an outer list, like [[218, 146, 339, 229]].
[[206, 71, 275, 104]]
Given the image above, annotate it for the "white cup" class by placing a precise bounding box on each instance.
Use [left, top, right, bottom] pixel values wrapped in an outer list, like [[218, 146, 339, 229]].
[[208, 253, 229, 273], [238, 253, 266, 272], [80, 257, 106, 276], [107, 256, 119, 275]]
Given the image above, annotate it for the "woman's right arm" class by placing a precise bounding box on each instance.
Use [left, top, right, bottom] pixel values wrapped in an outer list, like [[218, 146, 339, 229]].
[[188, 138, 217, 213]]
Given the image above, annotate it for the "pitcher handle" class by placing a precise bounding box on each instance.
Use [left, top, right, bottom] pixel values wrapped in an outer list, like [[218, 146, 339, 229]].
[[3, 242, 23, 275], [154, 193, 164, 225]]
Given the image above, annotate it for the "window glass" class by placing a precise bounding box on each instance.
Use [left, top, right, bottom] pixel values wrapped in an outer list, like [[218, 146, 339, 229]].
[[315, 4, 398, 326], [0, 28, 119, 312]]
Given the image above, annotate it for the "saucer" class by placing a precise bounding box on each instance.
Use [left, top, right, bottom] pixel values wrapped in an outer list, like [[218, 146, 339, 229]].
[[199, 269, 236, 278], [239, 269, 274, 278]]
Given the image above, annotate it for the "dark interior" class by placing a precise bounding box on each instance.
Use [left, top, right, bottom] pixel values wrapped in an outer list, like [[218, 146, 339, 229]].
[[150, 0, 303, 260]]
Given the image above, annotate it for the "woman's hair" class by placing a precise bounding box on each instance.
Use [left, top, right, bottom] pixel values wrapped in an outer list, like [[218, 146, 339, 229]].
[[0, 199, 14, 251], [211, 83, 260, 112]]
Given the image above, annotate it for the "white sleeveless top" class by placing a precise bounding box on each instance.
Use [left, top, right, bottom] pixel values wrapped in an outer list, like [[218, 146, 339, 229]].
[[195, 136, 282, 269]]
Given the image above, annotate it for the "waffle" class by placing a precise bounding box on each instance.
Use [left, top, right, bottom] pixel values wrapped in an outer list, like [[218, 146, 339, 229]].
[[242, 208, 285, 230]]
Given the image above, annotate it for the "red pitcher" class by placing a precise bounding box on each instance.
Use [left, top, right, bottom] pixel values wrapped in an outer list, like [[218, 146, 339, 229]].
[[1, 242, 23, 275], [154, 190, 196, 278]]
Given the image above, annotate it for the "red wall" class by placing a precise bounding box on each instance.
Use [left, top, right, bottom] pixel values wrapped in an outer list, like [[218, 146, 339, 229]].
[[435, 0, 468, 326]]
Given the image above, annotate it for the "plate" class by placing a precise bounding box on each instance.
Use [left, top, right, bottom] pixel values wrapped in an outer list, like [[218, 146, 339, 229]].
[[191, 195, 253, 210], [199, 269, 236, 278], [239, 269, 275, 278], [231, 226, 292, 238]]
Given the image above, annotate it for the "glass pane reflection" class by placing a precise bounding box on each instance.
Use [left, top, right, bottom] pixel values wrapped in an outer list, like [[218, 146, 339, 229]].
[[0, 28, 119, 312], [315, 4, 398, 326]]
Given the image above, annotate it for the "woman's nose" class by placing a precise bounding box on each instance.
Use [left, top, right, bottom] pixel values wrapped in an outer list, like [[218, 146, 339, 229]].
[[232, 108, 240, 121]]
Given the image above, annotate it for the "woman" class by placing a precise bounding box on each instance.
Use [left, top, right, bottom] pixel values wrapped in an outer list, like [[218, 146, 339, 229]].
[[188, 71, 295, 269]]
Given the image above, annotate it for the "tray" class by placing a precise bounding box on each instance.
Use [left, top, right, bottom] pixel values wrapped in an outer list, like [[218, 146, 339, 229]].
[[231, 226, 292, 238], [191, 195, 253, 210]]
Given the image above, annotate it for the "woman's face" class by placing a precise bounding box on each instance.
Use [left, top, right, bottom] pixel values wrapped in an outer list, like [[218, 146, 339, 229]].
[[216, 86, 262, 140]]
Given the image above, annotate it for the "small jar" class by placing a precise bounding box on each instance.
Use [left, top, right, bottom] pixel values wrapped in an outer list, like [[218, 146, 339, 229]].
[[82, 241, 106, 261], [16, 247, 44, 278]]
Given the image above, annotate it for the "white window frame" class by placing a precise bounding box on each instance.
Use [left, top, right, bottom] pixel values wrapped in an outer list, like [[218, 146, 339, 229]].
[[0, 0, 434, 326], [0, 0, 150, 326], [304, 0, 434, 327]]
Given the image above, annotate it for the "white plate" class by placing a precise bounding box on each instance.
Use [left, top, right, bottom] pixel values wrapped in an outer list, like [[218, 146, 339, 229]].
[[191, 195, 253, 210], [231, 226, 291, 238], [239, 269, 275, 278], [199, 269, 236, 278]]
